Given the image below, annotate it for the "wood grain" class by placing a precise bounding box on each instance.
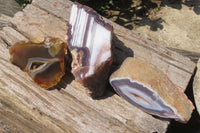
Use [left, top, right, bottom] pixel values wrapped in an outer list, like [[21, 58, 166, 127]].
[[0, 0, 196, 132]]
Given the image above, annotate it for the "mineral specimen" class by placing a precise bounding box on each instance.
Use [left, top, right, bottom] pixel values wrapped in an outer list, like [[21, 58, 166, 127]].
[[9, 37, 67, 88], [109, 57, 194, 123], [66, 2, 113, 98]]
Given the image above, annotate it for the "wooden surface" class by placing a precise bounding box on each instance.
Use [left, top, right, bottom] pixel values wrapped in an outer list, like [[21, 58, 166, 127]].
[[0, 0, 21, 17], [0, 0, 196, 132], [0, 0, 22, 30]]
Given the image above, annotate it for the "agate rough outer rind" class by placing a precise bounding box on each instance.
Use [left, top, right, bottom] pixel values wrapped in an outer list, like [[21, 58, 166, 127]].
[[9, 37, 67, 89], [66, 2, 113, 98], [109, 57, 194, 123]]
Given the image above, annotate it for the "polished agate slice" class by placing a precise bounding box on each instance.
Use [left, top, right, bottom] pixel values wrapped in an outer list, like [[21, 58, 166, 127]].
[[66, 2, 113, 98], [9, 37, 67, 88], [110, 57, 194, 123]]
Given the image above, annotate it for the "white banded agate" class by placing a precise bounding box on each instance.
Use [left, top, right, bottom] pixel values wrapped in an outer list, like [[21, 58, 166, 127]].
[[67, 2, 113, 98]]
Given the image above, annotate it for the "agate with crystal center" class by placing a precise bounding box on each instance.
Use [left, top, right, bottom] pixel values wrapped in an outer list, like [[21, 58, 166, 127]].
[[110, 58, 194, 123], [9, 37, 67, 88]]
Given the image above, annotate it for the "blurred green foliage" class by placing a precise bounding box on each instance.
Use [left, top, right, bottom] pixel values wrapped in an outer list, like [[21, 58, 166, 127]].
[[16, 0, 32, 7]]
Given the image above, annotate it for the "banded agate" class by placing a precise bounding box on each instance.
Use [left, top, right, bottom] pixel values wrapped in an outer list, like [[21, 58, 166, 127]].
[[9, 37, 67, 88], [67, 2, 113, 98], [110, 57, 194, 123]]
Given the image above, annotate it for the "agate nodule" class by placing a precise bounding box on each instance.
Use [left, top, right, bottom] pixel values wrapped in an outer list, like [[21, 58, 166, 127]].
[[67, 2, 113, 98], [110, 58, 194, 123], [9, 37, 67, 88]]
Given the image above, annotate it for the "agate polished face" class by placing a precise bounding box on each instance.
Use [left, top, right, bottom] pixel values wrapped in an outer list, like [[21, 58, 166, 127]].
[[66, 2, 113, 98], [110, 58, 194, 123], [9, 37, 67, 88]]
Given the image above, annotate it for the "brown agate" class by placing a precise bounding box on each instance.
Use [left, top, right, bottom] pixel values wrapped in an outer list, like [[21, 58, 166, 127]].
[[9, 37, 67, 88], [66, 2, 113, 98], [109, 57, 194, 123]]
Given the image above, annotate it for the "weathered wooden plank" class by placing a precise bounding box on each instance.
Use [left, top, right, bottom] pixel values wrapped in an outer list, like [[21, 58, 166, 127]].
[[0, 26, 28, 46], [0, 0, 196, 132], [168, 47, 200, 63], [32, 0, 195, 91], [0, 0, 21, 30], [0, 34, 168, 132], [11, 5, 66, 41], [0, 0, 22, 16], [32, 0, 71, 22], [0, 14, 13, 30]]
